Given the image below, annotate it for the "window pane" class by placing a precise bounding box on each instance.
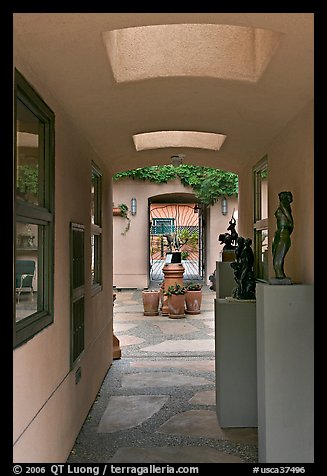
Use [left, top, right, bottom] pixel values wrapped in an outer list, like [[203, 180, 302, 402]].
[[91, 170, 101, 226], [91, 234, 101, 285], [72, 227, 85, 290], [15, 222, 42, 322], [260, 171, 268, 220], [254, 228, 269, 281], [16, 99, 43, 206], [91, 182, 95, 224]]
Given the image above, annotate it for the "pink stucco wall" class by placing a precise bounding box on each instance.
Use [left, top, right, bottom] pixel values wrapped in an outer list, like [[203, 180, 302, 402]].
[[113, 178, 238, 286], [13, 57, 113, 462], [238, 100, 314, 284]]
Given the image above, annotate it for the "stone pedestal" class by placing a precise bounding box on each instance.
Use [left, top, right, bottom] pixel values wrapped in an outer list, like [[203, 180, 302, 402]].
[[216, 261, 235, 298], [222, 249, 235, 262], [215, 298, 257, 427], [113, 334, 121, 359], [162, 263, 185, 315], [256, 283, 314, 463]]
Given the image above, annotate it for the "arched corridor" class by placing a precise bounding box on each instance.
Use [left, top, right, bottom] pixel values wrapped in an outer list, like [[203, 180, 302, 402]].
[[13, 12, 314, 464]]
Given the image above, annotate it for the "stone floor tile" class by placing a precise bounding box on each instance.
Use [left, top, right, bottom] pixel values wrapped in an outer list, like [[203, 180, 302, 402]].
[[109, 446, 243, 463], [157, 410, 225, 439], [130, 360, 215, 372], [122, 372, 212, 388], [113, 323, 138, 333], [114, 306, 144, 314], [189, 389, 216, 405], [115, 313, 155, 321], [97, 395, 169, 433], [153, 321, 199, 335], [222, 427, 258, 445], [118, 335, 145, 346], [186, 313, 214, 320], [142, 339, 214, 353], [203, 320, 215, 329]]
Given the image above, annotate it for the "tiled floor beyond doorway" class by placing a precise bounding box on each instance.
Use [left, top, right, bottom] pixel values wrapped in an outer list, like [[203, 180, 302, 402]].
[[67, 285, 258, 463]]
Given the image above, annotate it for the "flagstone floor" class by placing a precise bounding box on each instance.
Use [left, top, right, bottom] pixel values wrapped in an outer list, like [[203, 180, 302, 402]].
[[67, 285, 258, 464]]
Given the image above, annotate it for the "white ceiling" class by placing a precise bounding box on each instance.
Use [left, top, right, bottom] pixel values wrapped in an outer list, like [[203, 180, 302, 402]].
[[13, 13, 314, 174]]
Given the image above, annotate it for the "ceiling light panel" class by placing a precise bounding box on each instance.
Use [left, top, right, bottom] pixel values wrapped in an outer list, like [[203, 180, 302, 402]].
[[133, 131, 227, 152]]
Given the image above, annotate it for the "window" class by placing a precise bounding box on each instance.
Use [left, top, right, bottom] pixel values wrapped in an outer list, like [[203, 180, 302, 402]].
[[253, 156, 268, 282], [14, 70, 55, 348], [91, 162, 102, 291], [151, 218, 175, 235], [70, 222, 85, 366]]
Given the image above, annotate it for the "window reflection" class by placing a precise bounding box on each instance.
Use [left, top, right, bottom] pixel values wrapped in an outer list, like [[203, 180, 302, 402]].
[[16, 99, 41, 206], [15, 223, 40, 322]]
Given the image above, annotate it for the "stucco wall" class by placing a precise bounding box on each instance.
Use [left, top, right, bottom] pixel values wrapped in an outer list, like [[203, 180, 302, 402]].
[[238, 100, 313, 284], [206, 196, 239, 279], [13, 56, 113, 462], [113, 178, 238, 287]]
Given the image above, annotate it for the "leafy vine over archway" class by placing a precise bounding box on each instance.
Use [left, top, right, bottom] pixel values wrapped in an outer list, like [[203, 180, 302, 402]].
[[113, 165, 238, 206]]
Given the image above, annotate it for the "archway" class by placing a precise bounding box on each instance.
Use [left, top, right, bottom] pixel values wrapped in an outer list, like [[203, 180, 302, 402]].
[[149, 194, 206, 282]]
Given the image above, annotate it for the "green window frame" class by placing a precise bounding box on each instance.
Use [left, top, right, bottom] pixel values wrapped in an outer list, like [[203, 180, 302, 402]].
[[14, 69, 55, 348], [70, 222, 85, 367], [253, 156, 269, 282], [91, 162, 102, 292]]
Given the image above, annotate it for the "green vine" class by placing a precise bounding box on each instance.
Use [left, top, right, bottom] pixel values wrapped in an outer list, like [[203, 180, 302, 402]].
[[113, 165, 238, 205]]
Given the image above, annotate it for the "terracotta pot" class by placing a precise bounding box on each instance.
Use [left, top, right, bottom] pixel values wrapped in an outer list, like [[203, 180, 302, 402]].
[[142, 290, 160, 316], [168, 293, 186, 319], [185, 290, 202, 315], [159, 288, 164, 310], [113, 207, 122, 216]]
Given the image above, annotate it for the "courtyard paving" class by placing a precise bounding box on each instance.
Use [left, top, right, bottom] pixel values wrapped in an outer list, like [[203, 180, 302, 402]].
[[67, 285, 258, 464]]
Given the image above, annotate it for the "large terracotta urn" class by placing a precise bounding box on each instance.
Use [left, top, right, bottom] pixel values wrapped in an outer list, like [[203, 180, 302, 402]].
[[161, 263, 185, 315]]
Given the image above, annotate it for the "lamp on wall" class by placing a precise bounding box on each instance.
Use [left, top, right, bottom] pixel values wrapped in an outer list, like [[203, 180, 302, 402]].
[[131, 197, 137, 216], [171, 154, 185, 167], [193, 203, 200, 214], [221, 197, 228, 216]]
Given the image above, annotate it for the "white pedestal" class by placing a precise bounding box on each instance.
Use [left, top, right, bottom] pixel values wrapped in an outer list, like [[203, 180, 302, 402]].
[[256, 283, 314, 463], [215, 298, 257, 427], [216, 261, 235, 298]]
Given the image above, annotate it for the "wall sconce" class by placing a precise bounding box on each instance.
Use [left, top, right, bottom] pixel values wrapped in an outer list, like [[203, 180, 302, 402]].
[[131, 197, 137, 216], [221, 197, 228, 216], [193, 203, 200, 214], [171, 154, 185, 167]]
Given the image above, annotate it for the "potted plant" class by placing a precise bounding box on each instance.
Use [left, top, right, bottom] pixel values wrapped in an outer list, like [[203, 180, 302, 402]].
[[142, 289, 160, 316], [113, 203, 131, 235], [185, 281, 202, 314], [164, 282, 187, 319]]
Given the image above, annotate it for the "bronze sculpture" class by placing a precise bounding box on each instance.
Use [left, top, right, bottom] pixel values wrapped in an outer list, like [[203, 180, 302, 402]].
[[218, 211, 238, 250], [272, 191, 294, 279], [230, 236, 256, 300]]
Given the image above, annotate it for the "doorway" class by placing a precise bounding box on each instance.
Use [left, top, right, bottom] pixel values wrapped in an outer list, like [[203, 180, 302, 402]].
[[149, 202, 205, 282]]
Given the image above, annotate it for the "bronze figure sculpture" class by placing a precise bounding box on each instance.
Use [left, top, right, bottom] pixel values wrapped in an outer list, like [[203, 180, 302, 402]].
[[230, 236, 256, 300], [272, 191, 294, 279]]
